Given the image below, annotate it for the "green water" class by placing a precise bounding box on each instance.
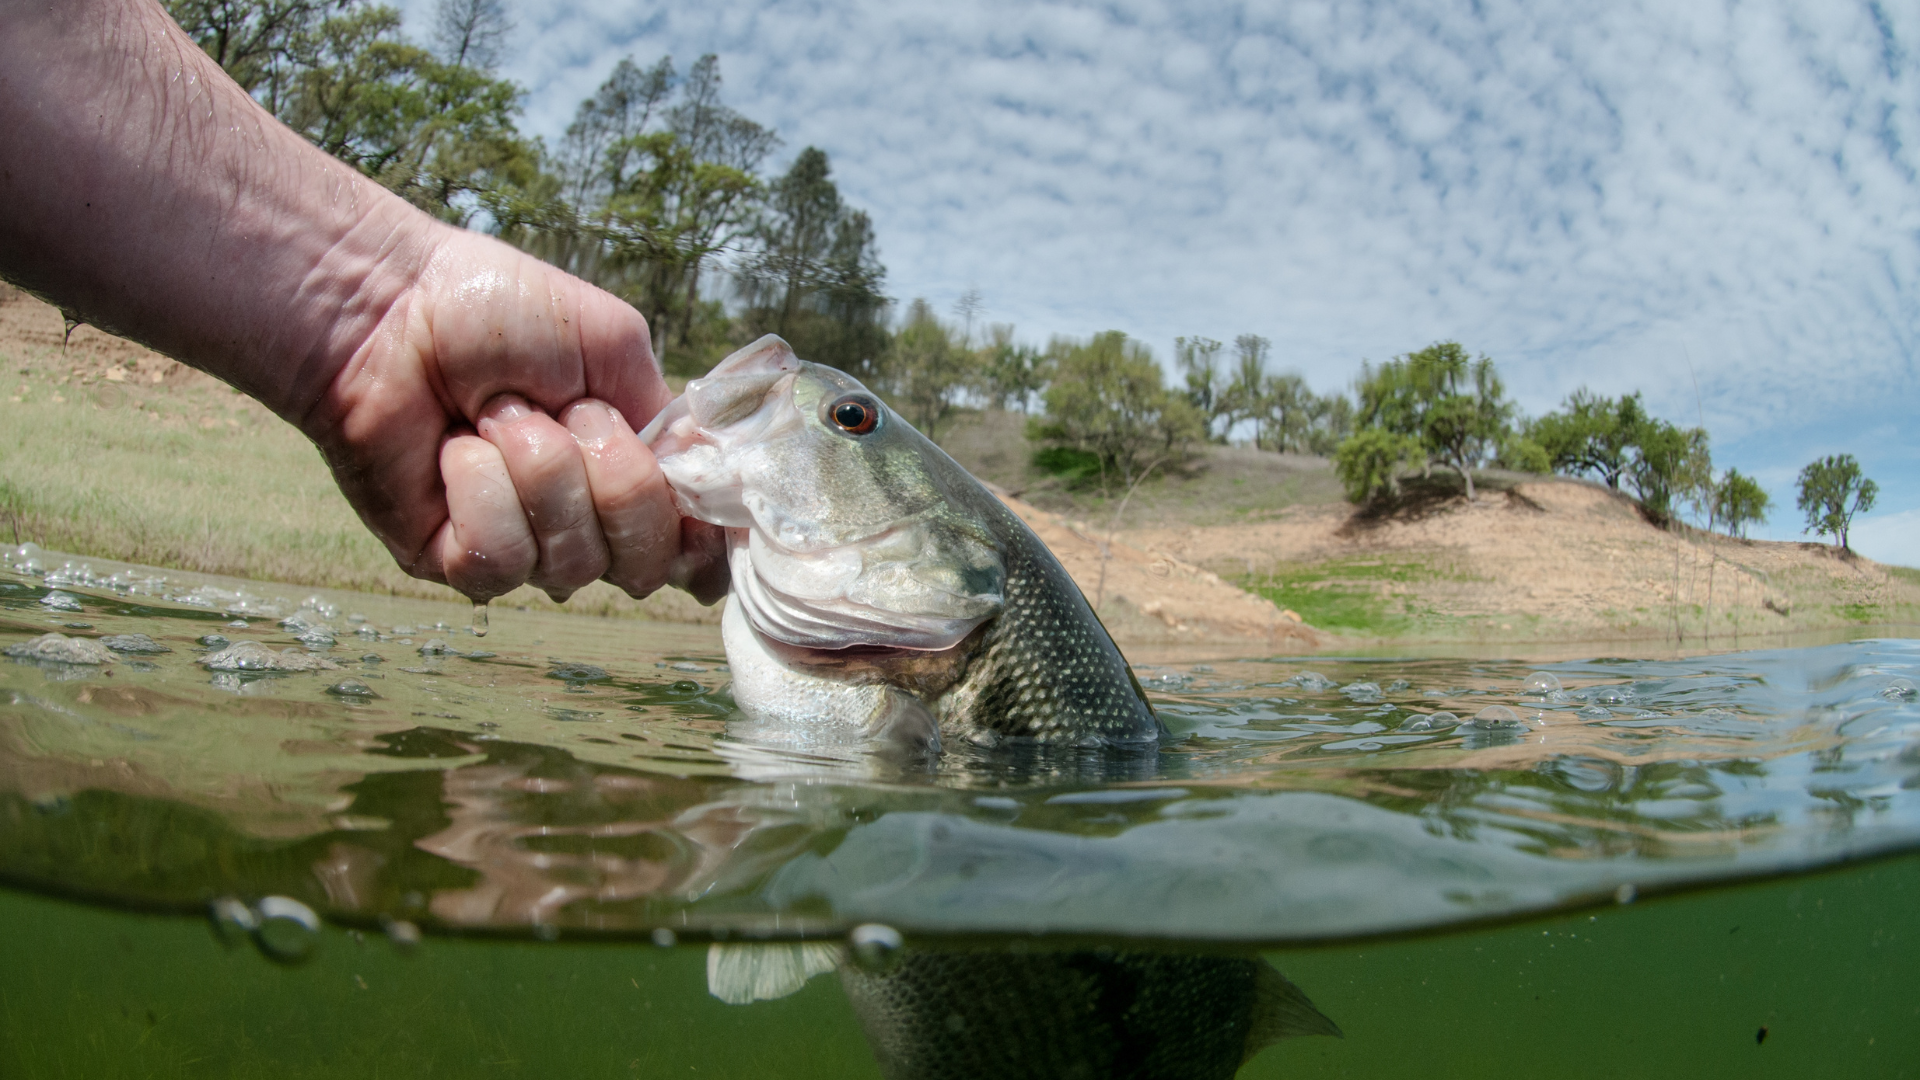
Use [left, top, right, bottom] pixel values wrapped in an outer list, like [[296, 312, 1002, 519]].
[[3, 855, 1913, 1078], [2, 546, 1918, 1077]]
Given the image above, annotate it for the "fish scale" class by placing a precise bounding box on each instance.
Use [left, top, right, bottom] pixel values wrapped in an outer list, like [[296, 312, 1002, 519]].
[[939, 497, 1160, 744]]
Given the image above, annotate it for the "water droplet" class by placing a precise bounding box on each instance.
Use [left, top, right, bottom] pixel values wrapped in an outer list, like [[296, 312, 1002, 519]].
[[252, 896, 320, 963], [651, 927, 677, 948], [471, 601, 489, 638], [847, 923, 903, 972], [1523, 671, 1563, 695]]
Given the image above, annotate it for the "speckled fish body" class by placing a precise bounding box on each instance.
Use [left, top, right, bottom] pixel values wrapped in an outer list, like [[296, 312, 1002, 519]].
[[704, 944, 1341, 1079], [642, 335, 1162, 751], [839, 950, 1341, 1080]]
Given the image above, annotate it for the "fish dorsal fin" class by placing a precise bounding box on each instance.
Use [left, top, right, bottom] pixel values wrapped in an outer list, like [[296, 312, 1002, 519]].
[[1244, 961, 1342, 1060], [706, 942, 845, 1005]]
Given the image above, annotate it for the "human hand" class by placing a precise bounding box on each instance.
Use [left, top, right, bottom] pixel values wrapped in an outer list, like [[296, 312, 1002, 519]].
[[306, 225, 724, 604]]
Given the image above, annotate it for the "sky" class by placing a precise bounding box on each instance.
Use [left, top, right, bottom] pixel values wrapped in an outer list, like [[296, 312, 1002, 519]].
[[401, 0, 1918, 565]]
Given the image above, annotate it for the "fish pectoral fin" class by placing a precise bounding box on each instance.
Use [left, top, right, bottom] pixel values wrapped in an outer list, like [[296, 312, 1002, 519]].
[[1244, 962, 1343, 1059], [864, 691, 942, 756], [706, 942, 845, 1005]]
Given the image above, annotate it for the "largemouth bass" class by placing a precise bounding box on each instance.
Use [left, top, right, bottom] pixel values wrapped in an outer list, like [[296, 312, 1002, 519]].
[[707, 942, 1340, 1080], [643, 335, 1163, 752]]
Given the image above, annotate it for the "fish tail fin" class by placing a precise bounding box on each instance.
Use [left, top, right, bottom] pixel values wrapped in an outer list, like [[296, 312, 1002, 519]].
[[1244, 961, 1342, 1060], [706, 942, 845, 1005]]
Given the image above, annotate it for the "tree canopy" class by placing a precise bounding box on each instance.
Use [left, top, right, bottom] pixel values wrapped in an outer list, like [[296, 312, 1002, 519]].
[[1031, 332, 1204, 493], [1797, 454, 1877, 551]]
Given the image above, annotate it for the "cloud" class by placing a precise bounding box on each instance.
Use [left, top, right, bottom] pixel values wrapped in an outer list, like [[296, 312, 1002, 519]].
[[401, 0, 1917, 516], [1851, 507, 1920, 569]]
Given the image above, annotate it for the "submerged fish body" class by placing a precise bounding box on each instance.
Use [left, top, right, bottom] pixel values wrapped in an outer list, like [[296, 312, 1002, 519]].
[[707, 943, 1341, 1080], [644, 335, 1163, 751]]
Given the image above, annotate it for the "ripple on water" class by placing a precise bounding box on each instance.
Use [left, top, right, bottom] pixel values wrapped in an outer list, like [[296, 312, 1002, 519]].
[[1, 555, 1919, 945]]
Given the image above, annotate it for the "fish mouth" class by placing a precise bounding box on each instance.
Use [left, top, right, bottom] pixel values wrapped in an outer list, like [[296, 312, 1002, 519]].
[[640, 335, 803, 468], [746, 617, 983, 695]]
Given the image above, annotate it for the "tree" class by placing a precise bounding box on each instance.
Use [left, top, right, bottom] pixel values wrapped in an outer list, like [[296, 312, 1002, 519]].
[[1032, 332, 1203, 493], [1626, 418, 1710, 525], [878, 300, 975, 444], [1334, 428, 1421, 504], [1713, 468, 1771, 539], [1302, 393, 1355, 456], [1175, 336, 1228, 441], [1797, 454, 1877, 551], [1497, 433, 1552, 474], [261, 3, 537, 222], [165, 0, 348, 115], [491, 54, 781, 366], [1527, 389, 1645, 489], [738, 148, 890, 372], [430, 0, 508, 69], [1354, 342, 1513, 499], [978, 326, 1050, 412]]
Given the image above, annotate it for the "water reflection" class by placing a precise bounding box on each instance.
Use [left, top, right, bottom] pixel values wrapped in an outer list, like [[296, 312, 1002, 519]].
[[2, 553, 1919, 946]]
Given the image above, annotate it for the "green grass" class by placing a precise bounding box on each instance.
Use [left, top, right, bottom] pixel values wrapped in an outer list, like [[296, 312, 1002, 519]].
[[1241, 559, 1468, 635], [1836, 602, 1882, 624]]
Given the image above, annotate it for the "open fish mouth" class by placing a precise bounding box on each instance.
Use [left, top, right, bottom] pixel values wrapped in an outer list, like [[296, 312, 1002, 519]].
[[645, 335, 1005, 655]]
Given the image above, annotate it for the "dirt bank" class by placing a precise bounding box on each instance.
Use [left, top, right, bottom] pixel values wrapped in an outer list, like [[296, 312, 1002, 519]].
[[5, 288, 1912, 653], [1122, 477, 1920, 649]]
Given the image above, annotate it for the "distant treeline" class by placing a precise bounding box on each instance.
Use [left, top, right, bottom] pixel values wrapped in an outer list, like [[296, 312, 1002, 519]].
[[170, 1, 1876, 550]]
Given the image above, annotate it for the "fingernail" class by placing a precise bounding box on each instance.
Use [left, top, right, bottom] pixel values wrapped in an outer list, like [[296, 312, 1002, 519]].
[[481, 394, 533, 424], [565, 401, 618, 442]]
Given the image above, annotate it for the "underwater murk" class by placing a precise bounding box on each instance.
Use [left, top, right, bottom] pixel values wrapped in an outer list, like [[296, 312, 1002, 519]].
[[1, 544, 1916, 1079]]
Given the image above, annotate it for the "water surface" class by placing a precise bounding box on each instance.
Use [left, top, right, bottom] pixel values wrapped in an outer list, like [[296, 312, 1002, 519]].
[[2, 546, 1916, 1077]]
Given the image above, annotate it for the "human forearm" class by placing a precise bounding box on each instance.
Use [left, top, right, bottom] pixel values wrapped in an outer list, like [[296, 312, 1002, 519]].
[[0, 0, 424, 420]]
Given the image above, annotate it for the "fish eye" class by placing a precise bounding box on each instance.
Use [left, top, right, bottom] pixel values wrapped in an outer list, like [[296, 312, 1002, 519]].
[[827, 394, 881, 436]]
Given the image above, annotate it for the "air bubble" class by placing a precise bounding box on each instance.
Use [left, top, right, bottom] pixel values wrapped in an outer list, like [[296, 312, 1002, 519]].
[[253, 896, 321, 963], [383, 918, 421, 952], [847, 923, 903, 972], [1470, 705, 1524, 729], [651, 927, 677, 948], [209, 896, 258, 945], [1577, 705, 1613, 720], [1401, 710, 1459, 732], [1523, 671, 1563, 695], [1881, 678, 1917, 701]]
